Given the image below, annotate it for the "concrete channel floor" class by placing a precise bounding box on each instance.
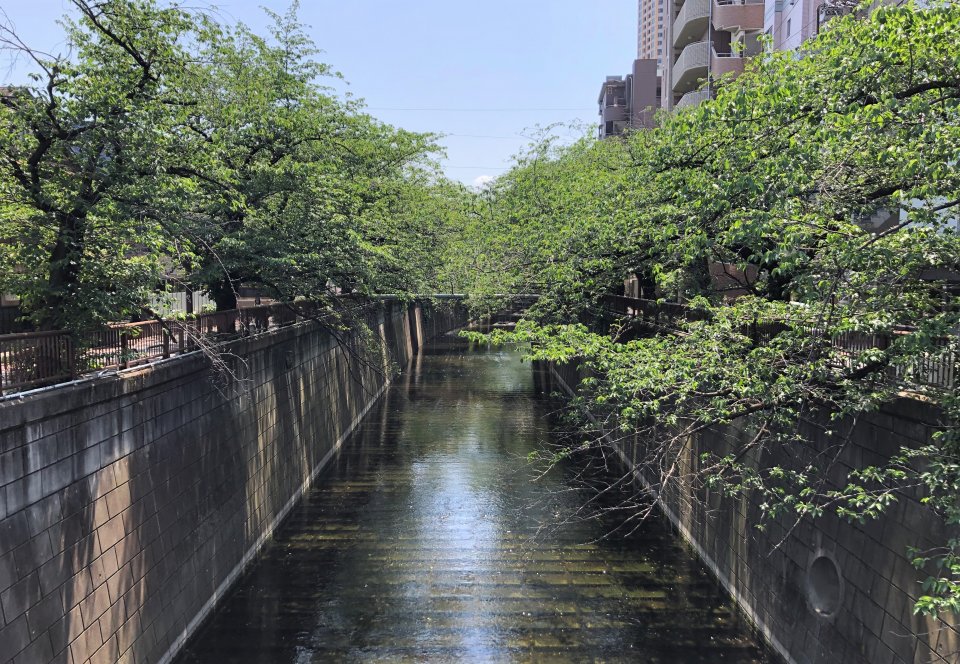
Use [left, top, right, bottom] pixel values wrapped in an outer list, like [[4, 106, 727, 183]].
[[174, 336, 774, 663]]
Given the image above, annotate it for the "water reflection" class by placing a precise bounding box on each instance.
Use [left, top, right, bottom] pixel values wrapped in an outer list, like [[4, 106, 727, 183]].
[[176, 335, 773, 663]]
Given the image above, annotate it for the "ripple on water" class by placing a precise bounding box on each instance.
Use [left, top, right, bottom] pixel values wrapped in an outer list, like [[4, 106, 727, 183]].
[[175, 339, 776, 664]]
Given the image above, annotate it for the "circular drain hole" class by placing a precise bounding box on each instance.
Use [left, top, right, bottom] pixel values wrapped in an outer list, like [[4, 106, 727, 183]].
[[807, 555, 842, 616]]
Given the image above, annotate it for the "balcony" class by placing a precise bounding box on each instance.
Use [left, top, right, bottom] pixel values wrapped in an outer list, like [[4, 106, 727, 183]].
[[676, 88, 711, 108], [712, 0, 764, 32], [671, 40, 710, 94], [674, 0, 762, 48], [712, 50, 746, 79], [673, 0, 710, 48], [672, 42, 747, 95], [600, 104, 628, 123]]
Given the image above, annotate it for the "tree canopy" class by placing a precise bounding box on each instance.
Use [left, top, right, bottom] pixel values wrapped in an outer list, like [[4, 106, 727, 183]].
[[0, 0, 467, 331], [463, 0, 960, 616], [3, 0, 960, 622]]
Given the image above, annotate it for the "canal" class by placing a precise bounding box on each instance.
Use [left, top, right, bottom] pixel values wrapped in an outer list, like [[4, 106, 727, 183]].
[[175, 334, 772, 663]]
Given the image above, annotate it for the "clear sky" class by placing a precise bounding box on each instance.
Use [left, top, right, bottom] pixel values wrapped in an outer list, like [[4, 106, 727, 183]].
[[0, 0, 637, 185]]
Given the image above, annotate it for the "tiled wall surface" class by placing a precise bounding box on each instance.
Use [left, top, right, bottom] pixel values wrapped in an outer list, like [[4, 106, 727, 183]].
[[0, 300, 467, 664]]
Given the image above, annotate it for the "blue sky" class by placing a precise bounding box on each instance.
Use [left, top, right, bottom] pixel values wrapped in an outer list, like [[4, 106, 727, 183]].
[[0, 0, 637, 185]]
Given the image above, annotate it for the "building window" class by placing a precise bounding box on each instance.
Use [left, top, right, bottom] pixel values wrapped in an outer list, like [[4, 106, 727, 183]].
[[786, 18, 791, 35]]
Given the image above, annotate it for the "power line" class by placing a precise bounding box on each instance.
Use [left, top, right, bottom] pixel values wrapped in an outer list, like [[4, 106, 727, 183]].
[[444, 165, 511, 170], [367, 107, 591, 112], [442, 133, 529, 140]]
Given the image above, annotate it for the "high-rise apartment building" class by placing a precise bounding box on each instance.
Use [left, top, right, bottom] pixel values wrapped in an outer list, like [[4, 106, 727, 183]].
[[637, 0, 668, 73], [766, 0, 833, 52], [662, 0, 831, 109], [597, 0, 838, 137], [663, 0, 767, 109]]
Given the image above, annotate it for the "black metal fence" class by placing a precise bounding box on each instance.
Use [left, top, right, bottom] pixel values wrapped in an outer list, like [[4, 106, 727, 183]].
[[0, 300, 341, 394], [599, 295, 956, 390]]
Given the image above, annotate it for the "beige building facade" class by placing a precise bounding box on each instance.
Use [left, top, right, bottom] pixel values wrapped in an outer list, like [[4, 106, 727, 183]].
[[597, 59, 661, 138], [598, 0, 846, 137], [664, 0, 772, 109], [661, 0, 869, 110], [637, 0, 668, 73]]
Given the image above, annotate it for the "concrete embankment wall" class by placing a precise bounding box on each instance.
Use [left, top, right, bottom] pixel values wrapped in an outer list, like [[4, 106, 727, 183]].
[[544, 360, 960, 664], [0, 299, 467, 664]]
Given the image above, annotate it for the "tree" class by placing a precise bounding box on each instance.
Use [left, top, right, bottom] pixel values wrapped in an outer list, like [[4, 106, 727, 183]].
[[0, 0, 207, 331], [176, 4, 452, 312], [0, 1, 465, 336], [443, 127, 644, 319], [463, 0, 960, 616]]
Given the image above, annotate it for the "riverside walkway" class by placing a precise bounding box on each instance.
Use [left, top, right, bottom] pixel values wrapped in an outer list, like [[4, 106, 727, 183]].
[[174, 334, 771, 663]]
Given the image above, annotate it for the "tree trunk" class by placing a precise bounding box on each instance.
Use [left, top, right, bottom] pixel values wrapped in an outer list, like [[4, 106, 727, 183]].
[[210, 276, 239, 311], [41, 212, 85, 331]]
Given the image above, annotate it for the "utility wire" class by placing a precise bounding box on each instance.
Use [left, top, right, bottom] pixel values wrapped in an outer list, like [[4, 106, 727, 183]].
[[442, 133, 529, 140], [444, 165, 510, 170], [367, 107, 591, 112]]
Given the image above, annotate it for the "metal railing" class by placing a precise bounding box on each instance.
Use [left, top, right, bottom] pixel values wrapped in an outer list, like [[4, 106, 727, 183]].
[[0, 300, 339, 394], [673, 0, 710, 48], [818, 4, 852, 32], [601, 294, 707, 322], [671, 40, 711, 93], [0, 330, 75, 393], [599, 295, 956, 390], [676, 88, 711, 108]]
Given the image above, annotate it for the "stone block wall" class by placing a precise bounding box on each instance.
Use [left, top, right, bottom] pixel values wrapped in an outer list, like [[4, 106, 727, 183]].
[[544, 360, 960, 664], [0, 299, 467, 664]]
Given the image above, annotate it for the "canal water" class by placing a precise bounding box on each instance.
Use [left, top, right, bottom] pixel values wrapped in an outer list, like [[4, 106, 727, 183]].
[[175, 335, 772, 663]]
